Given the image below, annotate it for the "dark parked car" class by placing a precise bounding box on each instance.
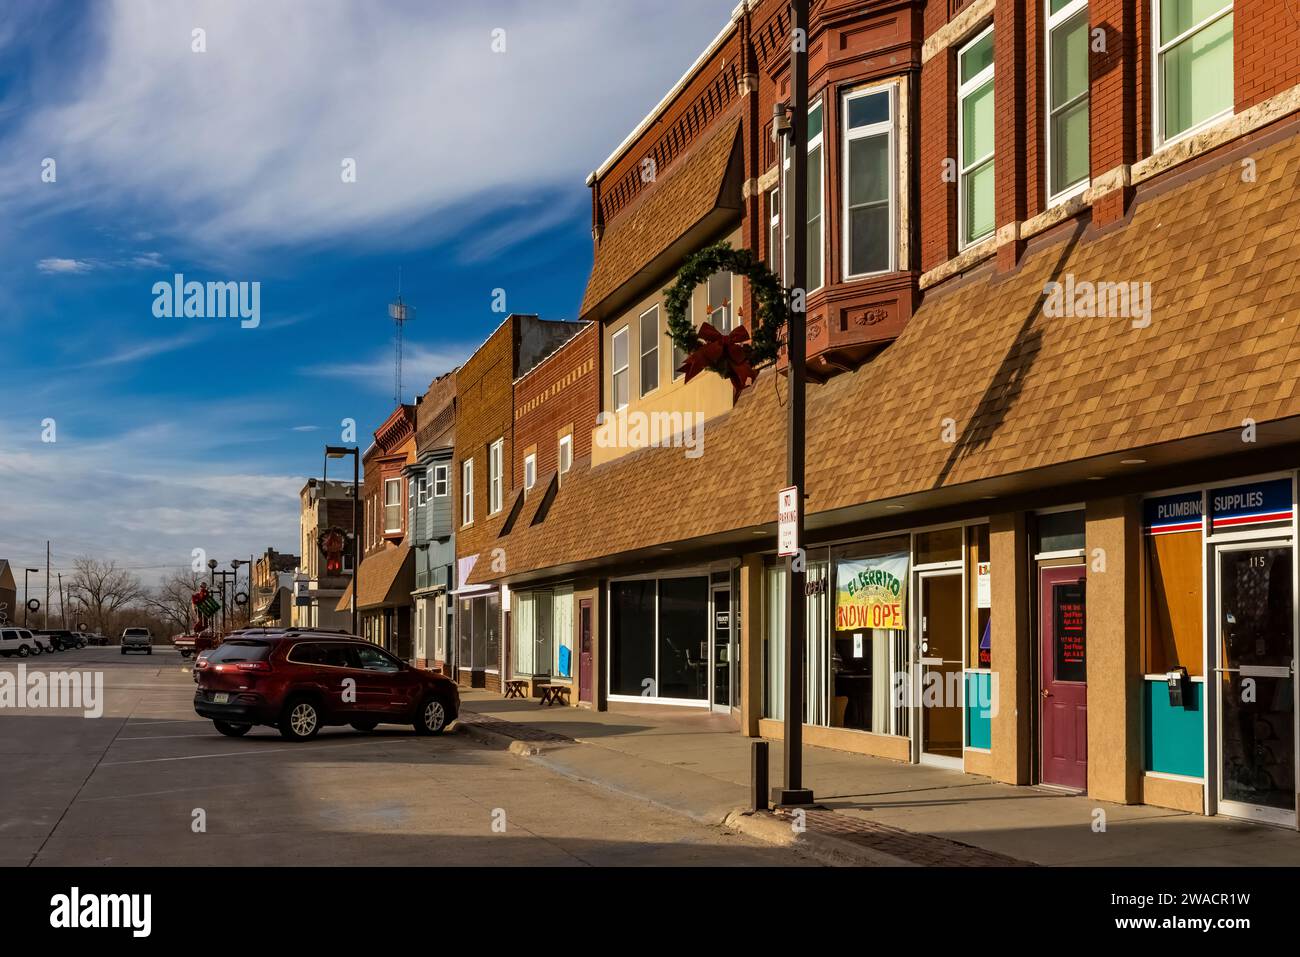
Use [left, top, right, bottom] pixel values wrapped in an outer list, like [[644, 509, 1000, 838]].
[[35, 629, 85, 651], [84, 632, 108, 646], [193, 632, 459, 741]]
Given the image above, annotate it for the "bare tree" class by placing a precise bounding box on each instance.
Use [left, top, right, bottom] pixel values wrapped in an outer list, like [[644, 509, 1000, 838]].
[[138, 569, 207, 635], [67, 557, 143, 636]]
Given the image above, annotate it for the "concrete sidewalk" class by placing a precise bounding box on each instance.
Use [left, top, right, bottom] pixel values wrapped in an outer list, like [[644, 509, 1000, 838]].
[[456, 691, 1300, 866]]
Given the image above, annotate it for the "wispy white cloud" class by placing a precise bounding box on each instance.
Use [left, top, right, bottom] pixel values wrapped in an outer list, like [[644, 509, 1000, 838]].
[[304, 342, 471, 394], [37, 257, 94, 274], [1, 0, 737, 256]]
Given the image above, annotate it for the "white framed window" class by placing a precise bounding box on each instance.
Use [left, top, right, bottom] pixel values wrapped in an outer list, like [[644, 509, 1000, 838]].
[[611, 326, 629, 411], [638, 306, 659, 396], [416, 473, 429, 507], [705, 271, 734, 332], [433, 595, 446, 660], [780, 100, 825, 290], [1046, 0, 1091, 203], [1153, 0, 1233, 148], [958, 25, 996, 249], [461, 458, 474, 526], [488, 438, 503, 515], [383, 478, 402, 533], [767, 188, 781, 274], [432, 463, 448, 497], [558, 434, 572, 479], [524, 453, 537, 492], [842, 84, 896, 278]]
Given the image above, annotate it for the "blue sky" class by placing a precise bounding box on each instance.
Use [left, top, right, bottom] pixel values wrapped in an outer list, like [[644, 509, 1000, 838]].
[[0, 0, 737, 584]]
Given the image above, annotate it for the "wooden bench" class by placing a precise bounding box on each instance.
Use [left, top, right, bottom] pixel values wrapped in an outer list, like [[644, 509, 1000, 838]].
[[537, 683, 571, 707], [503, 679, 528, 700]]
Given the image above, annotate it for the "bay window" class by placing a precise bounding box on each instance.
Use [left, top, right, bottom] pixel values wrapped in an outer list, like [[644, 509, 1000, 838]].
[[383, 478, 401, 533], [1154, 0, 1233, 146], [958, 26, 995, 248], [1046, 0, 1090, 202], [842, 85, 895, 278], [781, 100, 824, 291], [705, 271, 733, 332]]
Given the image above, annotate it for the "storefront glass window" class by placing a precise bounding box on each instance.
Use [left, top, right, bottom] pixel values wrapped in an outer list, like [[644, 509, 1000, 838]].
[[832, 537, 909, 736], [968, 525, 991, 669], [1037, 510, 1085, 553], [1144, 525, 1204, 676], [484, 592, 501, 672], [762, 560, 830, 724], [659, 578, 709, 699], [553, 586, 574, 679], [610, 581, 655, 696], [916, 527, 963, 565]]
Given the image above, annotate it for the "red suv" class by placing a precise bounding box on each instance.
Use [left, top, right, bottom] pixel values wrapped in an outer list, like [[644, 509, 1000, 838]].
[[193, 632, 459, 741]]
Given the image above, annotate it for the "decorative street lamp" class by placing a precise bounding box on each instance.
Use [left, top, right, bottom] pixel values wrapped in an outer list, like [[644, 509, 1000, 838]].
[[324, 445, 361, 637]]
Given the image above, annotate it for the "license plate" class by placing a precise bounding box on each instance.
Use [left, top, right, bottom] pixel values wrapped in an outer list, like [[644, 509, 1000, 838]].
[[213, 693, 230, 704]]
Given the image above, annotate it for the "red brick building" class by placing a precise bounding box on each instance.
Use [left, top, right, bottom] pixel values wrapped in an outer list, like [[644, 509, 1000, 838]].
[[471, 0, 1300, 828]]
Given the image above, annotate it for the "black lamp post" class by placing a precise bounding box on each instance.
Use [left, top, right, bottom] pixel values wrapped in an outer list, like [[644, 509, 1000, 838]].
[[773, 0, 815, 808], [325, 445, 361, 637], [230, 559, 251, 628], [23, 568, 39, 625]]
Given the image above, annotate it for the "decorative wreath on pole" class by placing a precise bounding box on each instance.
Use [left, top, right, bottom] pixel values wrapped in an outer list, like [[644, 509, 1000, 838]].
[[664, 242, 787, 399]]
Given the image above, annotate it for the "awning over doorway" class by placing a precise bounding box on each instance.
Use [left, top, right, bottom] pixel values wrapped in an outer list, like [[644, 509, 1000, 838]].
[[335, 543, 413, 612]]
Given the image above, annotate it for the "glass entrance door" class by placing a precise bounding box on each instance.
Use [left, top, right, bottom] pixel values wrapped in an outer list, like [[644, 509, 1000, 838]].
[[917, 570, 964, 767], [1215, 542, 1296, 825], [712, 586, 731, 712]]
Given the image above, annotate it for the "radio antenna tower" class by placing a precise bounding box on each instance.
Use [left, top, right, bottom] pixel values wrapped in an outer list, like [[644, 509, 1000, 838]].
[[388, 268, 416, 405]]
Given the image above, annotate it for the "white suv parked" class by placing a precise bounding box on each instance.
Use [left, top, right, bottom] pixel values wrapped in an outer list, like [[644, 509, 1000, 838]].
[[121, 627, 153, 655], [0, 627, 42, 657]]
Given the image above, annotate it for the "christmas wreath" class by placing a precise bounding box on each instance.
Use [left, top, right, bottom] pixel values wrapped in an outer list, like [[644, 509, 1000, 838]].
[[663, 242, 787, 398]]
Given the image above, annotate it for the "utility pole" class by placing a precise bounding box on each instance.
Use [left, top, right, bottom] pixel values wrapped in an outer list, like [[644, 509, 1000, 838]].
[[58, 573, 65, 628], [45, 541, 51, 630], [775, 0, 815, 808]]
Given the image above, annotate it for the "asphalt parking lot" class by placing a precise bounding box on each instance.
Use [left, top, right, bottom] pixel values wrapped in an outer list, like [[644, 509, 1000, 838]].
[[0, 646, 803, 866]]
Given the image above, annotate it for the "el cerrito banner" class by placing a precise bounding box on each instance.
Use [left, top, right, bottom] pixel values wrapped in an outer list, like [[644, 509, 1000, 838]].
[[835, 553, 908, 631]]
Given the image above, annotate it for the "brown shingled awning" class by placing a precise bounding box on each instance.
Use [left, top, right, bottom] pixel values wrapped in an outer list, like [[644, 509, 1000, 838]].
[[336, 543, 414, 612], [581, 117, 744, 321], [472, 125, 1300, 587]]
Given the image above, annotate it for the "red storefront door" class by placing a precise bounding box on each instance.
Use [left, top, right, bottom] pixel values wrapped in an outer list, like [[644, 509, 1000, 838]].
[[578, 599, 594, 703], [1039, 565, 1088, 790]]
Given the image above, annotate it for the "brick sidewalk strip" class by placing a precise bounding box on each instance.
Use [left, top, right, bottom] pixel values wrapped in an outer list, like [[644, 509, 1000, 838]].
[[783, 808, 1035, 867], [456, 711, 574, 744]]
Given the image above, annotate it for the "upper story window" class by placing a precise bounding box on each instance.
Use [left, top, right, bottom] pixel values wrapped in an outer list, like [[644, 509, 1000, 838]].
[[524, 453, 537, 493], [558, 434, 573, 480], [639, 306, 659, 396], [1046, 0, 1091, 203], [432, 463, 448, 498], [1154, 0, 1233, 147], [958, 26, 996, 249], [781, 100, 825, 291], [416, 472, 429, 507], [705, 271, 734, 332], [842, 85, 895, 278], [488, 438, 504, 515], [767, 189, 781, 275], [461, 458, 474, 526], [611, 326, 630, 410], [383, 478, 402, 533]]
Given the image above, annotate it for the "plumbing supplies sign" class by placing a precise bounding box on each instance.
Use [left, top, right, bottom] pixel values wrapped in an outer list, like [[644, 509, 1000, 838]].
[[835, 553, 908, 631]]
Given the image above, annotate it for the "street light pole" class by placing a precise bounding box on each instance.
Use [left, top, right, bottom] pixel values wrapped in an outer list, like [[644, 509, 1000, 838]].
[[775, 0, 815, 808], [23, 568, 39, 626], [325, 445, 361, 637]]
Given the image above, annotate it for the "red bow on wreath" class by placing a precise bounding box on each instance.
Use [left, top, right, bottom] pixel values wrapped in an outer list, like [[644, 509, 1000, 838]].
[[679, 322, 757, 400]]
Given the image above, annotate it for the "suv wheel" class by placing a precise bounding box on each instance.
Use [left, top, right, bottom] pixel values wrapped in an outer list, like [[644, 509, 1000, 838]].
[[279, 697, 321, 741], [17, 645, 29, 658], [213, 720, 251, 737], [414, 696, 448, 736]]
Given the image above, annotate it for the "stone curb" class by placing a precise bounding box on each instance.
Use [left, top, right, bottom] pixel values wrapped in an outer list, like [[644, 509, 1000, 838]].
[[723, 809, 916, 868], [450, 718, 556, 756]]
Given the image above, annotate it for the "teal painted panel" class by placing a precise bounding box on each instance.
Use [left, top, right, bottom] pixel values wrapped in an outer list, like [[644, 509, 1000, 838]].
[[1144, 678, 1204, 777], [966, 672, 992, 750]]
